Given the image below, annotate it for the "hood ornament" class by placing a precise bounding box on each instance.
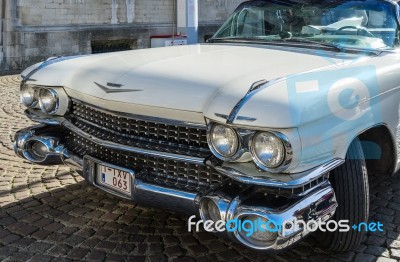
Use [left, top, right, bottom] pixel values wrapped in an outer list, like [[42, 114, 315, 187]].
[[94, 82, 143, 93]]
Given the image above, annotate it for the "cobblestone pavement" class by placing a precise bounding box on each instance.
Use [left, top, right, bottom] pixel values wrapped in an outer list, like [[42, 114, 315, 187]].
[[0, 74, 400, 262]]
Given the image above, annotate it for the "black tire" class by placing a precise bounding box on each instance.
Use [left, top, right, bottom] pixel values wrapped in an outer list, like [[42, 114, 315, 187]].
[[316, 138, 369, 251]]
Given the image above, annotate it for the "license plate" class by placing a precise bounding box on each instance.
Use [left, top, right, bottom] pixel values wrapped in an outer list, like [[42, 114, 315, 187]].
[[83, 156, 135, 198], [96, 163, 134, 197]]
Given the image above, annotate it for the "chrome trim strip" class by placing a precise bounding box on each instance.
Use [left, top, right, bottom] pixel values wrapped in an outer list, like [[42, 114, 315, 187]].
[[133, 181, 199, 214], [214, 113, 228, 120], [135, 182, 197, 202], [248, 79, 269, 92], [206, 157, 344, 188], [215, 113, 257, 122], [226, 79, 269, 124], [24, 109, 63, 125], [62, 121, 205, 165], [235, 116, 257, 122], [21, 56, 84, 84]]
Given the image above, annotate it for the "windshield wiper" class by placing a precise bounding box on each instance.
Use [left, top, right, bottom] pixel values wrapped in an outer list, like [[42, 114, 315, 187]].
[[208, 36, 343, 50], [282, 38, 345, 52], [208, 37, 382, 55], [207, 37, 272, 43], [284, 38, 385, 55], [208, 37, 346, 52]]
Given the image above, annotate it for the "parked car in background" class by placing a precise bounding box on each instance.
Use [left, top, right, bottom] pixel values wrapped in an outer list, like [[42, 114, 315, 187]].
[[14, 0, 400, 252]]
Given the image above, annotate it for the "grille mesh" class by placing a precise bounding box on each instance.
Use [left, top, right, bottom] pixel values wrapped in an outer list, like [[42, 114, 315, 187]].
[[67, 100, 210, 158], [64, 100, 227, 192], [64, 131, 225, 193]]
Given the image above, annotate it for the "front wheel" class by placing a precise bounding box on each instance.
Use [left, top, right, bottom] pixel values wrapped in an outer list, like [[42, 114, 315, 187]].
[[317, 138, 369, 251]]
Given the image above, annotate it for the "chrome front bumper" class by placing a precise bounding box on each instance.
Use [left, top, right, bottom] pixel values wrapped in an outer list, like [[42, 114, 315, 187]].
[[14, 123, 340, 251]]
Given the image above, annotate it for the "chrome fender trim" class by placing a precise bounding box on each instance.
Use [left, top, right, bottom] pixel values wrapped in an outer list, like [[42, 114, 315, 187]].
[[206, 156, 344, 189], [226, 182, 337, 250]]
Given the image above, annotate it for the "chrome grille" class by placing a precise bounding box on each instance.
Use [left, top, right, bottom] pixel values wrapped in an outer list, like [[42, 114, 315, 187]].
[[67, 100, 210, 158], [64, 131, 226, 193]]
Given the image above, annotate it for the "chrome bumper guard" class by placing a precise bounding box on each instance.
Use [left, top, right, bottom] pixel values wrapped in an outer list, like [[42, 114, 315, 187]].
[[14, 124, 339, 251]]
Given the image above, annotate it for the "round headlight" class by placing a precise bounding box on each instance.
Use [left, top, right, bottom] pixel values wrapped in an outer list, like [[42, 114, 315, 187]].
[[20, 84, 37, 107], [39, 89, 58, 114], [251, 132, 285, 170], [209, 124, 239, 159]]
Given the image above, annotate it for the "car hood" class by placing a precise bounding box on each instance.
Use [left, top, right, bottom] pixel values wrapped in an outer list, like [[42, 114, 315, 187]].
[[23, 44, 368, 127]]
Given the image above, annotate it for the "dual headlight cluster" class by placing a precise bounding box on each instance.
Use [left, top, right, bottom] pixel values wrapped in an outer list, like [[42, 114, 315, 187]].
[[207, 123, 292, 172], [20, 84, 67, 115]]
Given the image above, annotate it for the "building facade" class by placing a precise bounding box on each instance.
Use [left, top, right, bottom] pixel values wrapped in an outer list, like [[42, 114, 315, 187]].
[[0, 0, 245, 70]]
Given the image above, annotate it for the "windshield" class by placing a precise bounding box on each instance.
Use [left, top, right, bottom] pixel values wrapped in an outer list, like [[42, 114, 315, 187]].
[[212, 0, 399, 51]]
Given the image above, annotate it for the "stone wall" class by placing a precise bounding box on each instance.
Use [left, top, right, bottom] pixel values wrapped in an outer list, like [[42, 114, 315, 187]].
[[0, 0, 246, 70], [199, 0, 244, 22], [17, 0, 244, 25]]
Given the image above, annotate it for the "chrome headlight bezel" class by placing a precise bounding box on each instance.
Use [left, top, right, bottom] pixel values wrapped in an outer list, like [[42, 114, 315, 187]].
[[19, 83, 70, 116], [207, 123, 240, 160], [38, 88, 59, 115], [20, 84, 38, 108], [249, 131, 292, 172], [206, 121, 293, 173]]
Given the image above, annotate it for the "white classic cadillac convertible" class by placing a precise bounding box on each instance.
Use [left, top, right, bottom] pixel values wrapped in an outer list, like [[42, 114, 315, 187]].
[[14, 0, 400, 252]]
